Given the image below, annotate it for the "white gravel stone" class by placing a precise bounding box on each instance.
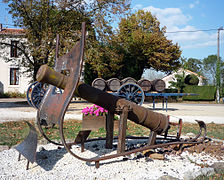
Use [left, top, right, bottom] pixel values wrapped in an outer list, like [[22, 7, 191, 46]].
[[0, 141, 223, 180]]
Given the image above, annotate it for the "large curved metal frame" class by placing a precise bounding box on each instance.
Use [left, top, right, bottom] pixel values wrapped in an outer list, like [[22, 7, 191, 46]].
[[59, 119, 207, 167], [36, 113, 63, 146], [117, 83, 145, 105]]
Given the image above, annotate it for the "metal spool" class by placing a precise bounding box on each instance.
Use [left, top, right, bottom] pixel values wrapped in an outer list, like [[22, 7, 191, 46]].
[[92, 78, 107, 91], [107, 78, 121, 92], [121, 77, 137, 85], [152, 79, 166, 92], [117, 83, 145, 105], [137, 79, 152, 92]]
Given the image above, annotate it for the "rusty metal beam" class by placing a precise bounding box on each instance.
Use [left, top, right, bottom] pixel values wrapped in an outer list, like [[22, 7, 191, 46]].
[[36, 65, 169, 134]]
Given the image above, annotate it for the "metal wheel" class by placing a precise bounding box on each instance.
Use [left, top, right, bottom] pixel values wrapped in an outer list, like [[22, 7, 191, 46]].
[[26, 81, 38, 107], [31, 83, 63, 109], [30, 82, 48, 109], [117, 83, 145, 105]]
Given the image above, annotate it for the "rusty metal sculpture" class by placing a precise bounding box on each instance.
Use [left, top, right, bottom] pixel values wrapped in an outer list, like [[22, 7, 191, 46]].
[[15, 22, 207, 169]]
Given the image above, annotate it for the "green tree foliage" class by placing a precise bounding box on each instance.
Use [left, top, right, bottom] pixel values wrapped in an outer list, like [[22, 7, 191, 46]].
[[203, 55, 218, 85], [86, 10, 182, 81], [85, 40, 124, 81], [184, 74, 199, 85], [2, 0, 130, 81], [169, 72, 186, 93], [116, 10, 181, 79], [202, 54, 224, 98], [185, 58, 203, 74]]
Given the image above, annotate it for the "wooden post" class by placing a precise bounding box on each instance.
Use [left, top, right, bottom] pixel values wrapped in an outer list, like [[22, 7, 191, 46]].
[[105, 111, 114, 149], [117, 106, 129, 153]]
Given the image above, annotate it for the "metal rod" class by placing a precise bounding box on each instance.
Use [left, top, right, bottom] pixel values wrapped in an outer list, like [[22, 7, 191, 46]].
[[18, 153, 21, 161], [26, 160, 30, 170]]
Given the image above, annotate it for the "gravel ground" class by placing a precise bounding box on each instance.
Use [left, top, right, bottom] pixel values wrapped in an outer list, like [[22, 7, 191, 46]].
[[0, 98, 224, 179], [0, 140, 223, 180]]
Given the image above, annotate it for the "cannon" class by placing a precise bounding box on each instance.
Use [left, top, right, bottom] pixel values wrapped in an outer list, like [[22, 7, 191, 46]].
[[15, 22, 207, 169]]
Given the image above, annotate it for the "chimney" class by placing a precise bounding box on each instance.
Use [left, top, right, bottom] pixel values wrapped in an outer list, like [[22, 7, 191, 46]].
[[0, 24, 2, 31]]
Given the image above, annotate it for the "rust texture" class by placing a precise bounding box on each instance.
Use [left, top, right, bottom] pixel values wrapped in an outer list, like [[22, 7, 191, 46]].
[[32, 22, 207, 168], [37, 65, 169, 134]]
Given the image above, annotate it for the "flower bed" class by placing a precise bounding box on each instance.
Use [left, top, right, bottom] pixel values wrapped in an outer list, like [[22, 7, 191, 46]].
[[82, 104, 119, 131]]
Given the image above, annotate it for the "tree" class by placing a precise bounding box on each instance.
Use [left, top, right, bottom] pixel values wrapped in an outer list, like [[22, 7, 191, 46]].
[[116, 10, 181, 79], [203, 54, 224, 99], [84, 40, 124, 81], [184, 58, 203, 74], [86, 10, 182, 81], [169, 71, 186, 93], [2, 0, 130, 81], [203, 55, 218, 85], [184, 74, 199, 85], [221, 65, 224, 97]]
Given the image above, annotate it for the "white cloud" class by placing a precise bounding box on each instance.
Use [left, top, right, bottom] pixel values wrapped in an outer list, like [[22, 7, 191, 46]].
[[144, 6, 192, 27], [189, 4, 195, 9], [133, 4, 143, 10], [182, 41, 216, 49], [143, 5, 217, 50], [189, 0, 200, 8]]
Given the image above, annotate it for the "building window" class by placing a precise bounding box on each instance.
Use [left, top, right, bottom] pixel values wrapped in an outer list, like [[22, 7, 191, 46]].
[[10, 40, 19, 57], [10, 68, 19, 85]]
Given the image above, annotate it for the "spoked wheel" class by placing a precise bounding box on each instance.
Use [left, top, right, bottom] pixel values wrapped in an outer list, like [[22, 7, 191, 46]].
[[30, 82, 48, 109], [26, 81, 38, 107], [117, 83, 145, 105]]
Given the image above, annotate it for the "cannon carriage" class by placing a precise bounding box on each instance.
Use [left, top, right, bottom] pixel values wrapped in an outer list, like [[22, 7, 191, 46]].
[[92, 77, 166, 106]]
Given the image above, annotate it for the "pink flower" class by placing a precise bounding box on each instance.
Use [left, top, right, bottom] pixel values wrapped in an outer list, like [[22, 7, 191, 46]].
[[82, 104, 108, 117]]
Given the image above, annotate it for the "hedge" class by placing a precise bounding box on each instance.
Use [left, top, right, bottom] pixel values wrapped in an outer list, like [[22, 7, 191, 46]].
[[183, 85, 216, 101]]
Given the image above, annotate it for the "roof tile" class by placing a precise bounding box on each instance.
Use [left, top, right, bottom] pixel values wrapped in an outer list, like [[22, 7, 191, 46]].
[[0, 28, 24, 35]]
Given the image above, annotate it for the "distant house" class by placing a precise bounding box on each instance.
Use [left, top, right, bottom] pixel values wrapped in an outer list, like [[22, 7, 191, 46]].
[[162, 68, 206, 89], [0, 24, 31, 94]]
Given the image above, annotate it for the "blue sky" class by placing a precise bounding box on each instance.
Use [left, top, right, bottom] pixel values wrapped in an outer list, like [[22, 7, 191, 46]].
[[131, 0, 224, 60], [0, 0, 224, 60]]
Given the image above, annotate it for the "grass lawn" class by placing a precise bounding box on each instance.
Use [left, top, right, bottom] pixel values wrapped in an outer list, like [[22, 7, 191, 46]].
[[0, 120, 223, 147]]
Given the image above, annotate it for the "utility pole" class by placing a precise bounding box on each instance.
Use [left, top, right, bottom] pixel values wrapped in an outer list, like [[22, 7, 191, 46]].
[[216, 27, 223, 103]]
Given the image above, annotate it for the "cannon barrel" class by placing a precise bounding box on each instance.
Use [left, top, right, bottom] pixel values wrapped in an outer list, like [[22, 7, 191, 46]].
[[36, 65, 169, 134]]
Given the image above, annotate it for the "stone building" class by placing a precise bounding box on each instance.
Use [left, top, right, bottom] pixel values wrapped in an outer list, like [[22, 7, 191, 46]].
[[0, 24, 31, 94]]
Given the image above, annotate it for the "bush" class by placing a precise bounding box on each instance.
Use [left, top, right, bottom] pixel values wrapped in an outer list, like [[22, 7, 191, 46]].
[[0, 91, 26, 98], [183, 85, 216, 101], [165, 88, 178, 93], [184, 74, 199, 85]]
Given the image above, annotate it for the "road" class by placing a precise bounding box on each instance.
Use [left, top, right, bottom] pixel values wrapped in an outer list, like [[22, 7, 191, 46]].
[[0, 98, 223, 124]]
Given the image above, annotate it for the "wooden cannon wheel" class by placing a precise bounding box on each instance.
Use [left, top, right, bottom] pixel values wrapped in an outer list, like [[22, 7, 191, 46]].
[[117, 83, 145, 105]]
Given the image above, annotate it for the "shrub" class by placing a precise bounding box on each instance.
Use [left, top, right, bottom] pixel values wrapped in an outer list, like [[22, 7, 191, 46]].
[[184, 74, 199, 85], [0, 91, 26, 98]]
